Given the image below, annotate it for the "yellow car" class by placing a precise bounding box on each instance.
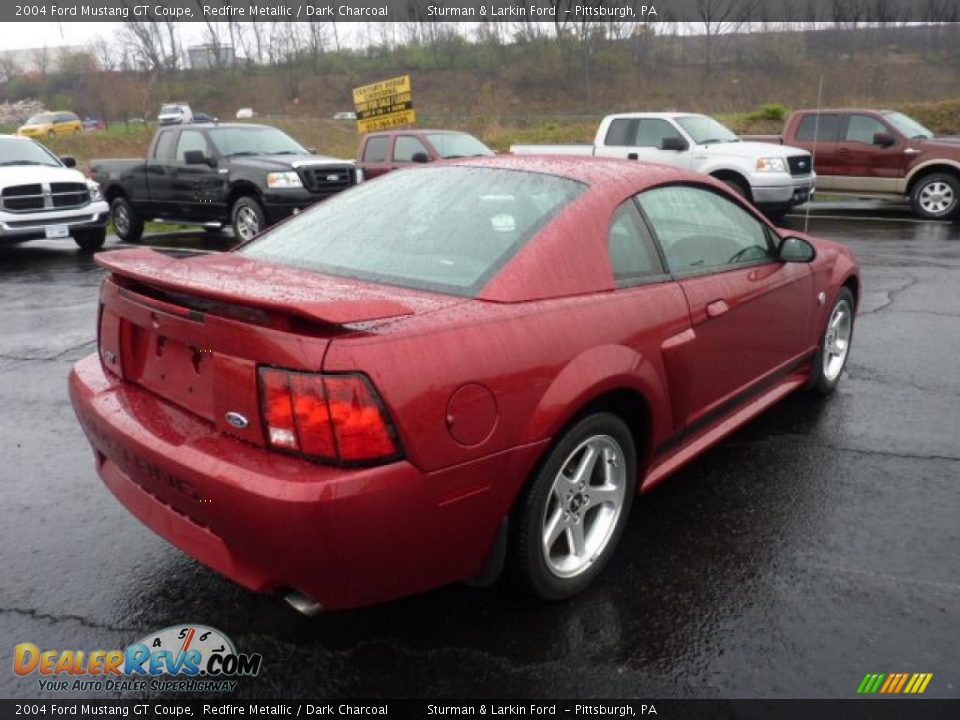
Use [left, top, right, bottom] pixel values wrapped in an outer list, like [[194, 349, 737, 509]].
[[17, 111, 83, 138]]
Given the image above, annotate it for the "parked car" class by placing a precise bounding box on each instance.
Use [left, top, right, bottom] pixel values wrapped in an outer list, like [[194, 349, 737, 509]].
[[0, 135, 109, 251], [192, 111, 217, 124], [17, 111, 83, 138], [512, 112, 815, 219], [69, 156, 859, 611], [744, 108, 960, 220], [235, 107, 256, 120], [358, 129, 494, 179], [157, 103, 193, 125], [82, 116, 106, 132], [90, 123, 359, 242], [332, 111, 357, 121]]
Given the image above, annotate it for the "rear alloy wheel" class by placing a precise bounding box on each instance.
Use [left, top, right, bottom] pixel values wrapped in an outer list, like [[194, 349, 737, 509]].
[[910, 173, 959, 220], [512, 412, 636, 600], [110, 196, 144, 243], [231, 196, 266, 242], [73, 228, 106, 253], [806, 287, 855, 395]]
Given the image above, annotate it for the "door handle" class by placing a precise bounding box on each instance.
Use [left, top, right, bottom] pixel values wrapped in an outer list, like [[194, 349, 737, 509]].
[[706, 300, 729, 318], [627, 153, 638, 160], [837, 148, 851, 154]]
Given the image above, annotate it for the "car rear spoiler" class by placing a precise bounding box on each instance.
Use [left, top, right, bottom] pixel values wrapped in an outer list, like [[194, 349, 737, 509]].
[[96, 248, 415, 326]]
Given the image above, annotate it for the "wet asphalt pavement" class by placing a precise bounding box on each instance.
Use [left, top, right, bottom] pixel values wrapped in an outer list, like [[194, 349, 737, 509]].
[[1, 201, 958, 700]]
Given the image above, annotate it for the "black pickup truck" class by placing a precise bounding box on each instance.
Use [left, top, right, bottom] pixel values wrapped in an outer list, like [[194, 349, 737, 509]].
[[91, 123, 359, 242]]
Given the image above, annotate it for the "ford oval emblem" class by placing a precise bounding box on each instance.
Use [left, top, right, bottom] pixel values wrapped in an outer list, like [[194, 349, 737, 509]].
[[225, 412, 249, 429]]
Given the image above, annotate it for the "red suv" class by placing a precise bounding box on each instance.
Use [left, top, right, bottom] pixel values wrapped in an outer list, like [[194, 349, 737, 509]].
[[357, 129, 494, 179]]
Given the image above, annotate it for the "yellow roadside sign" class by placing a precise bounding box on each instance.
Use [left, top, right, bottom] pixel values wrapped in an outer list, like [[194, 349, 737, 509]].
[[353, 75, 415, 133]]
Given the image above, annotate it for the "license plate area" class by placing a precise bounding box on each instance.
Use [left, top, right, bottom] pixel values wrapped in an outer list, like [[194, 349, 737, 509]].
[[127, 324, 215, 421], [45, 224, 69, 238]]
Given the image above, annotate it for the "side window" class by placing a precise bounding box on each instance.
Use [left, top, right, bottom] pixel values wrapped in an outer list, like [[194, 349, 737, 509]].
[[55, 113, 69, 124], [604, 118, 639, 147], [795, 113, 842, 142], [845, 115, 889, 144], [393, 135, 429, 162], [608, 201, 663, 285], [175, 130, 208, 162], [635, 119, 684, 149], [153, 131, 177, 160], [637, 185, 773, 274], [363, 136, 388, 163]]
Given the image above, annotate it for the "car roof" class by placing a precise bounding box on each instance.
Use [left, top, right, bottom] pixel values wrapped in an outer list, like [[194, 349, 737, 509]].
[[604, 112, 706, 120], [448, 154, 689, 189], [367, 129, 469, 137], [794, 108, 895, 114]]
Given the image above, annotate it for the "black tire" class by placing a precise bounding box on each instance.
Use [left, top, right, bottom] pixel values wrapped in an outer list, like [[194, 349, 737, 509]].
[[511, 412, 636, 601], [720, 176, 750, 201], [910, 172, 960, 220], [110, 196, 144, 243], [231, 195, 266, 242], [73, 228, 106, 253], [806, 287, 856, 395]]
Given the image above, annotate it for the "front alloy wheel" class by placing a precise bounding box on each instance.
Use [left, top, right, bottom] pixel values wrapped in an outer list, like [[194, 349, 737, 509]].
[[231, 196, 266, 242], [512, 412, 636, 600], [807, 287, 856, 394]]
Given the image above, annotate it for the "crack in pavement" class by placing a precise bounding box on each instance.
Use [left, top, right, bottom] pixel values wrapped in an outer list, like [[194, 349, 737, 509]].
[[859, 273, 919, 315], [0, 606, 138, 634], [0, 340, 95, 364], [845, 366, 960, 396]]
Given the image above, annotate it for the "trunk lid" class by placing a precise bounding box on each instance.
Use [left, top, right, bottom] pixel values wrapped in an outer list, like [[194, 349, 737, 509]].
[[95, 248, 458, 447]]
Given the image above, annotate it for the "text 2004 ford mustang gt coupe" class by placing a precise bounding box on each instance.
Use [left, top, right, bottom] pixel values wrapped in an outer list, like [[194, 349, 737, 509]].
[[69, 157, 859, 612]]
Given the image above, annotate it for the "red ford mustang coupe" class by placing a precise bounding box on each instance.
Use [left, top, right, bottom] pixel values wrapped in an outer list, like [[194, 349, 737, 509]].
[[69, 157, 859, 612]]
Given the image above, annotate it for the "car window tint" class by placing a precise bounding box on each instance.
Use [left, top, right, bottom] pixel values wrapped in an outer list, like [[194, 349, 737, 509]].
[[393, 136, 429, 162], [153, 131, 177, 160], [796, 113, 842, 142], [363, 136, 389, 163], [845, 115, 888, 144], [608, 201, 663, 284], [240, 167, 585, 297], [635, 119, 684, 149], [637, 185, 773, 273], [604, 118, 640, 146], [175, 130, 208, 161]]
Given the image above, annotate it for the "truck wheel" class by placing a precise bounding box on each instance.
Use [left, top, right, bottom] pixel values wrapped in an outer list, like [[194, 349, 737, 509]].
[[511, 412, 636, 600], [720, 177, 750, 201], [74, 228, 106, 253], [111, 196, 144, 243], [231, 196, 266, 242], [910, 173, 959, 220], [805, 287, 856, 395]]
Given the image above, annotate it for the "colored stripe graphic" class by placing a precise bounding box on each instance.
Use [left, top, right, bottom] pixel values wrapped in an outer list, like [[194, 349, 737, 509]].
[[858, 673, 932, 694]]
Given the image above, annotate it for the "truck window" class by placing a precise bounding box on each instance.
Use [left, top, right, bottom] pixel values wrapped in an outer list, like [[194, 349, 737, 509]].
[[176, 130, 209, 162], [393, 136, 429, 162], [796, 114, 842, 142], [604, 118, 640, 147], [363, 136, 389, 163], [608, 200, 663, 285], [845, 115, 889, 145], [153, 130, 177, 160], [636, 119, 685, 149]]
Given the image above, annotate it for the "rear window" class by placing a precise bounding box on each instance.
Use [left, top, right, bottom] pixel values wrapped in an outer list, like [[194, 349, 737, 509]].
[[796, 113, 842, 142], [426, 133, 494, 158], [239, 166, 586, 297]]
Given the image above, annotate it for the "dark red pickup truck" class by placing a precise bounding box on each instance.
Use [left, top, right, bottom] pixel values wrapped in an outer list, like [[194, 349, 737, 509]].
[[357, 129, 494, 179], [746, 109, 960, 220]]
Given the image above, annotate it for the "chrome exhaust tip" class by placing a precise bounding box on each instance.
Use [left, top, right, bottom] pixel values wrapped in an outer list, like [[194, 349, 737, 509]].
[[284, 590, 323, 617]]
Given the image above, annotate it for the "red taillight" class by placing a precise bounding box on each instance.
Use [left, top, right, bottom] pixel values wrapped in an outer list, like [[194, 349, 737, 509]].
[[257, 367, 399, 464]]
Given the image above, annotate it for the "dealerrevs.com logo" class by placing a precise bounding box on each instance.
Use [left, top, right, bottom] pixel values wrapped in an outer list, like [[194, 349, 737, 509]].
[[14, 625, 262, 693]]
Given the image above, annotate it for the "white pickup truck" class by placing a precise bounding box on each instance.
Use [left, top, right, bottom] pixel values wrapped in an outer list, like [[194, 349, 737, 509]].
[[0, 135, 109, 251], [511, 112, 816, 218]]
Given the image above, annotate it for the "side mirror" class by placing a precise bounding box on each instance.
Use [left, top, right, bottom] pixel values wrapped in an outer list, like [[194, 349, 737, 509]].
[[183, 150, 214, 167], [779, 236, 816, 263], [60, 156, 77, 168], [307, 147, 317, 154], [661, 137, 689, 152], [411, 151, 431, 164], [873, 132, 896, 147]]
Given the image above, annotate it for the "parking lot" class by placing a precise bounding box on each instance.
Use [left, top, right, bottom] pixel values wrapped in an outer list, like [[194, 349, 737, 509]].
[[1, 203, 958, 699]]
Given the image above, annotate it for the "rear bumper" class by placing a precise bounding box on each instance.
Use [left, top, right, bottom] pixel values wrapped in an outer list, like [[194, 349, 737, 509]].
[[68, 355, 545, 609], [0, 202, 109, 241], [752, 174, 816, 208]]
